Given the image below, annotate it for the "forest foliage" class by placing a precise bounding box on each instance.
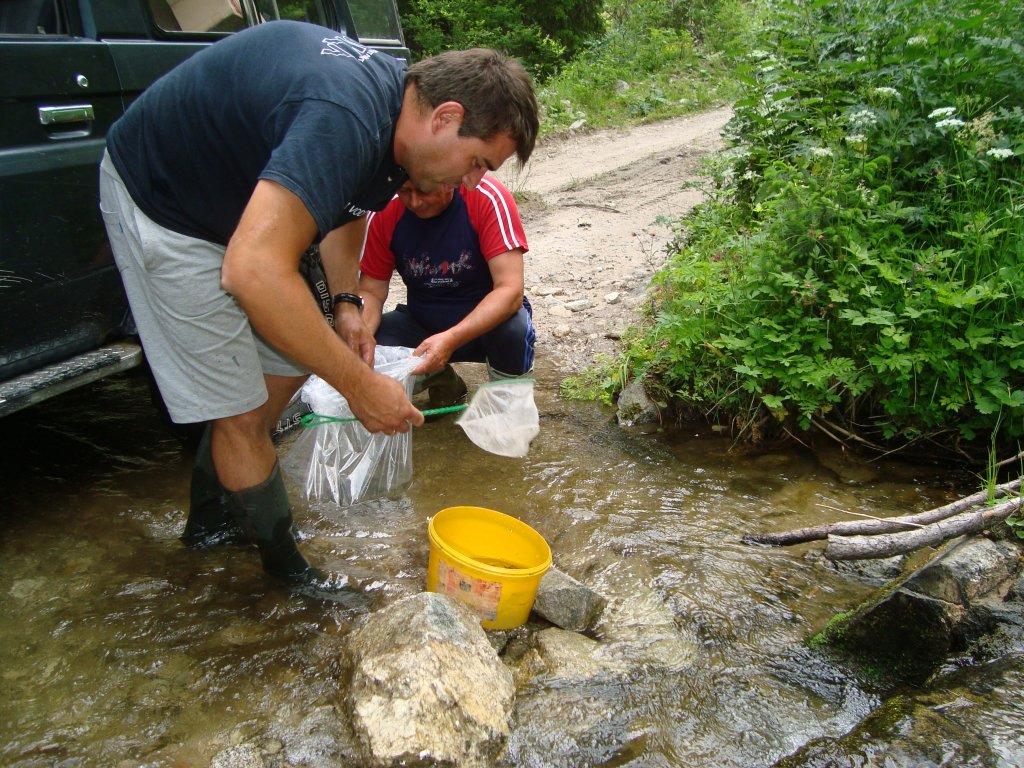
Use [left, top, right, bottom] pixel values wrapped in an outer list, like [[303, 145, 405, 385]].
[[397, 0, 750, 133], [630, 0, 1024, 461]]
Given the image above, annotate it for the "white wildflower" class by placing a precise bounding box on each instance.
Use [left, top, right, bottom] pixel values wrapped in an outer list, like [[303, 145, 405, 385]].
[[857, 182, 878, 206], [848, 109, 878, 129], [742, 170, 759, 181], [809, 147, 834, 158], [873, 87, 900, 99], [986, 147, 1014, 159], [845, 134, 867, 144], [928, 107, 957, 119], [935, 118, 965, 130], [749, 49, 771, 60], [974, 36, 1018, 52], [907, 35, 928, 46]]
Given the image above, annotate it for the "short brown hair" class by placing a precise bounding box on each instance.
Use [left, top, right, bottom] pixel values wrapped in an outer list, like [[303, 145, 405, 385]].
[[406, 49, 539, 166]]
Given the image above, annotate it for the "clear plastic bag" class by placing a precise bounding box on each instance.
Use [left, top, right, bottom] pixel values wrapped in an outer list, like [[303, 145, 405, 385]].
[[456, 378, 539, 458], [282, 346, 420, 506]]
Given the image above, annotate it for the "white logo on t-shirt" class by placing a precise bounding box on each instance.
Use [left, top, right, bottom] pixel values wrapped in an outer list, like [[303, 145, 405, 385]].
[[321, 36, 376, 62]]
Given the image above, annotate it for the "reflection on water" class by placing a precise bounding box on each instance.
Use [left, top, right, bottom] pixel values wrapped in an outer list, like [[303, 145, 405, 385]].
[[0, 361, 1017, 766]]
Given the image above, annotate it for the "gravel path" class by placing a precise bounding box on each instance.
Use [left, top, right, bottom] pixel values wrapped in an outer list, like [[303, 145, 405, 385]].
[[496, 106, 733, 374]]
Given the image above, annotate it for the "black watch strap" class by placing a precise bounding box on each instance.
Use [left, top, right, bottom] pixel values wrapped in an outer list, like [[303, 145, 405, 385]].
[[332, 292, 364, 311]]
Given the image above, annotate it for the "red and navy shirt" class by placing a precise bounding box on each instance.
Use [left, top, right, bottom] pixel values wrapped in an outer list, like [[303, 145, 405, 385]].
[[361, 175, 528, 334]]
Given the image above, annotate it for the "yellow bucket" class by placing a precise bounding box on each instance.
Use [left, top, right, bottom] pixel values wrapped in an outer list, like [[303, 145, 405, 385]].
[[427, 506, 552, 630]]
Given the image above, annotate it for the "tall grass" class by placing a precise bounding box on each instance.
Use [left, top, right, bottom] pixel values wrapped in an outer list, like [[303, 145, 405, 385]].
[[536, 0, 754, 136], [631, 0, 1023, 460]]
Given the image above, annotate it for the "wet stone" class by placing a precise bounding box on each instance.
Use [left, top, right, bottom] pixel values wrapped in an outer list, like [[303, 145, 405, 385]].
[[532, 566, 608, 632], [343, 592, 514, 768], [210, 744, 264, 768], [616, 379, 659, 427], [906, 537, 1020, 606], [816, 536, 1024, 687]]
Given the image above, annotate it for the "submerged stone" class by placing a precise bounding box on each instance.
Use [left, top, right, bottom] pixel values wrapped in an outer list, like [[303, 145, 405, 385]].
[[774, 694, 997, 767], [343, 592, 514, 768]]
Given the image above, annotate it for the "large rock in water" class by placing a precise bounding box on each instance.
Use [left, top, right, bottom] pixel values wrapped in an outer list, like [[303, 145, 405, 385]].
[[813, 536, 1022, 684], [343, 592, 515, 768]]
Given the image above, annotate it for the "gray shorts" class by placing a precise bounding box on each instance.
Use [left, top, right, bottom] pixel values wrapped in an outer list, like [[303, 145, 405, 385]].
[[99, 151, 307, 423]]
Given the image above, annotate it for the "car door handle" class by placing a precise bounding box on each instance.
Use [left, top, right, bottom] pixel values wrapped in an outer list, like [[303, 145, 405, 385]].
[[38, 104, 95, 125]]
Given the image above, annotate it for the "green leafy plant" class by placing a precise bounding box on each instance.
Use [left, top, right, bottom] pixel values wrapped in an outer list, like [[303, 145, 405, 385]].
[[629, 0, 1024, 460], [560, 353, 623, 405], [397, 0, 572, 79], [1006, 515, 1024, 540]]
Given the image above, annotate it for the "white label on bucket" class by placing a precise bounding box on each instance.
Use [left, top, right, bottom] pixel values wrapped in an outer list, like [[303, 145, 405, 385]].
[[437, 558, 502, 622]]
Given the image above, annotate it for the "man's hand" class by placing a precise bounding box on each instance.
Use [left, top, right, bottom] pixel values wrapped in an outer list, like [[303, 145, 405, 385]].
[[412, 332, 457, 375], [346, 370, 424, 434], [336, 305, 376, 366]]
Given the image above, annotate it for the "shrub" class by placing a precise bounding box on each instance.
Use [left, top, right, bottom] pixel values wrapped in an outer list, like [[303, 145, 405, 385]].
[[642, 0, 1024, 457], [396, 0, 602, 80]]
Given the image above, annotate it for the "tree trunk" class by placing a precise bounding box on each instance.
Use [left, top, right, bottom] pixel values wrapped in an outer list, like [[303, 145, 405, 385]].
[[824, 497, 1021, 560], [742, 478, 1021, 546]]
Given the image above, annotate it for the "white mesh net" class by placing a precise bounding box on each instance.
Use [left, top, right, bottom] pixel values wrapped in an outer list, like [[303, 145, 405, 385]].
[[455, 379, 539, 458]]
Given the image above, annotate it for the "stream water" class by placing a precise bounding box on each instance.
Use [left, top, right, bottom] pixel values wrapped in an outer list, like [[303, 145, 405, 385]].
[[1, 359, 1021, 767]]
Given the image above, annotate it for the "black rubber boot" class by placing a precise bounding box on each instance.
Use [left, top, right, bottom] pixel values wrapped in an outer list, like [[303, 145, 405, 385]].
[[420, 365, 468, 421], [181, 424, 246, 548], [224, 462, 351, 597]]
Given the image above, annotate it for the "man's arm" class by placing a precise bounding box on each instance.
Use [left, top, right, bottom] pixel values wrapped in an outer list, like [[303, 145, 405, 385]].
[[319, 216, 367, 296], [221, 179, 422, 431], [319, 218, 376, 366], [358, 273, 391, 335], [411, 248, 524, 375]]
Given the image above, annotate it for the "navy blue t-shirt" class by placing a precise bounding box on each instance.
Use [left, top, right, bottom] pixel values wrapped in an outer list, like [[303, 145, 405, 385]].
[[106, 21, 407, 245], [390, 192, 491, 333]]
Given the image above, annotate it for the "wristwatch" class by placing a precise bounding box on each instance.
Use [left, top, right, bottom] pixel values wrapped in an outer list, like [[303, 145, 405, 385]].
[[332, 292, 364, 312]]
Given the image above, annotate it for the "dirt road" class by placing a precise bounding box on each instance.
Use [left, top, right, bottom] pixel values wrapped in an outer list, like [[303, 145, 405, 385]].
[[495, 106, 733, 374]]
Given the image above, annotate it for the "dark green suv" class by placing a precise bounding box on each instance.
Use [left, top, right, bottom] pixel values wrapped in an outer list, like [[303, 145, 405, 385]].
[[0, 0, 407, 418]]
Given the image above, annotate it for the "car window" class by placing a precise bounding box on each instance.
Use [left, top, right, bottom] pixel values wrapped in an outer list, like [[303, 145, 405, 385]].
[[253, 0, 328, 26], [0, 0, 67, 35], [146, 0, 247, 33], [346, 0, 401, 42]]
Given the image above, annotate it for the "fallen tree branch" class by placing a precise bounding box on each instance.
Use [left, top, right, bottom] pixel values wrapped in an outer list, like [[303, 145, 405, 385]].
[[996, 450, 1024, 469], [825, 496, 1022, 560], [809, 415, 887, 453], [742, 478, 1022, 546]]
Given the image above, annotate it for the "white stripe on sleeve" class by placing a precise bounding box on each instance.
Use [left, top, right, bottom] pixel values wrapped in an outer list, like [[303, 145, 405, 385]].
[[476, 177, 521, 252]]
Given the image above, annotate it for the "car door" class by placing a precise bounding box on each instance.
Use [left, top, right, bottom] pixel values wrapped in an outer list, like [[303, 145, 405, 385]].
[[0, 0, 405, 390], [0, 1, 131, 380], [0, 0, 232, 382]]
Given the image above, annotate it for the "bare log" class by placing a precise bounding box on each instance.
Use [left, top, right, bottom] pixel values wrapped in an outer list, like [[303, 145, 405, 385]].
[[825, 497, 1022, 560], [742, 478, 1021, 546]]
